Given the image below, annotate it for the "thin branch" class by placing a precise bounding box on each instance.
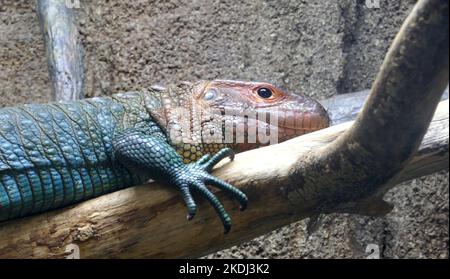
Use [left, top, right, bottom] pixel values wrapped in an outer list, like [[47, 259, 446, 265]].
[[320, 88, 449, 125], [37, 0, 84, 101]]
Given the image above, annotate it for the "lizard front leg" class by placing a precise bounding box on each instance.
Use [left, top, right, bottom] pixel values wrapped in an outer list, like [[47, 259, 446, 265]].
[[112, 128, 248, 233]]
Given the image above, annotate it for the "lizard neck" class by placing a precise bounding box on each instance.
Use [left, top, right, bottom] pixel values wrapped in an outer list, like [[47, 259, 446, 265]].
[[143, 83, 235, 164]]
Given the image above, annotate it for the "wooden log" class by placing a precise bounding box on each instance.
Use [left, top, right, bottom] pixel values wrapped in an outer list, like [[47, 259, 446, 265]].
[[0, 100, 446, 259], [37, 0, 84, 101]]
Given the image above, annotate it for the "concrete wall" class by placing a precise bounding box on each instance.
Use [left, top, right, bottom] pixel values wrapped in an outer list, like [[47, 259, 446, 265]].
[[0, 0, 447, 258]]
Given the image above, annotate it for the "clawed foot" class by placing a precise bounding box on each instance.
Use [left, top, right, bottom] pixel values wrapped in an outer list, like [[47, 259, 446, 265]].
[[171, 148, 248, 234]]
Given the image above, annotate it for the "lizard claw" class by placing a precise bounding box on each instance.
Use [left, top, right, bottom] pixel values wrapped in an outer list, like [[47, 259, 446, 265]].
[[174, 148, 247, 234], [179, 184, 198, 220]]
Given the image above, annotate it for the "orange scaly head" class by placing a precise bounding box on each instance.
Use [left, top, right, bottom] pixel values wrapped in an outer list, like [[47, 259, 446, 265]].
[[190, 80, 330, 152], [150, 80, 330, 162]]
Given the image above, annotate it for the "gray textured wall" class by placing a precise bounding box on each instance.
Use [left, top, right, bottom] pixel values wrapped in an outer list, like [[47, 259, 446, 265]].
[[0, 0, 448, 258]]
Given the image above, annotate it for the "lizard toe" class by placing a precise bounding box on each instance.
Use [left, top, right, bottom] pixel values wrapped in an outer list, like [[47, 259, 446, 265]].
[[205, 175, 248, 211], [179, 184, 198, 220], [191, 181, 232, 234], [201, 148, 235, 172]]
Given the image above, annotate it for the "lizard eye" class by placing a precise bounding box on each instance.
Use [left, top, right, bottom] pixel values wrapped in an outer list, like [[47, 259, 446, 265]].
[[257, 87, 273, 99], [204, 88, 218, 101]]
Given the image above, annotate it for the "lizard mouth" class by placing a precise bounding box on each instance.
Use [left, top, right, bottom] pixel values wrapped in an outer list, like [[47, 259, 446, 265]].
[[226, 108, 330, 153], [195, 82, 330, 152], [277, 110, 330, 139]]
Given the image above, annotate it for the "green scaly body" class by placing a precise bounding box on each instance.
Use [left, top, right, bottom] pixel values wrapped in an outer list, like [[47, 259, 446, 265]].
[[0, 90, 161, 222]]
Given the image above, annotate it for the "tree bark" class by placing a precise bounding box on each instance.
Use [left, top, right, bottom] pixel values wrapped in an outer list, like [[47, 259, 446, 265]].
[[0, 0, 447, 259]]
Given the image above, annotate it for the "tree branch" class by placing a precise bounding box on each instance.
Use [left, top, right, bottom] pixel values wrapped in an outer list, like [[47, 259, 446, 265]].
[[320, 88, 448, 125], [289, 0, 448, 218], [37, 0, 85, 101]]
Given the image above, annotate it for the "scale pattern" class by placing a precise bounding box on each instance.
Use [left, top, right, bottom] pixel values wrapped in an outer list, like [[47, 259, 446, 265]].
[[0, 95, 148, 222]]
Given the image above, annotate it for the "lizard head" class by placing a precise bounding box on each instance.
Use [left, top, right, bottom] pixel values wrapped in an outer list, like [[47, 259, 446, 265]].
[[190, 80, 330, 152], [149, 80, 329, 162]]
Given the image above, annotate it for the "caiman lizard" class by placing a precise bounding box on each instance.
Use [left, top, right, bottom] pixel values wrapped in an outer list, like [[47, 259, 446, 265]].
[[0, 80, 329, 233]]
